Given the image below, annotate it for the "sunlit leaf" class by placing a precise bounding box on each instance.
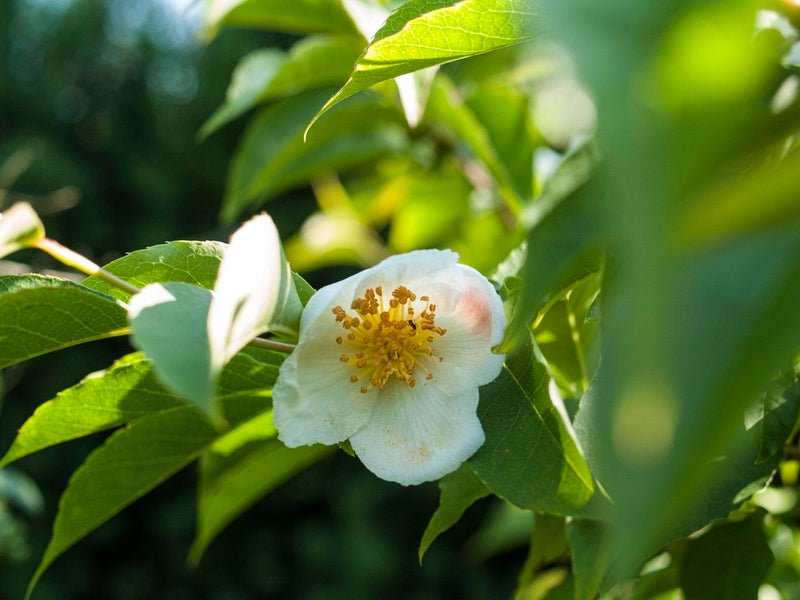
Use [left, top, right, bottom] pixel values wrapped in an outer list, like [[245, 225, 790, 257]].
[[534, 273, 601, 397], [0, 275, 127, 369], [82, 241, 226, 302], [425, 75, 524, 207], [309, 0, 539, 128]]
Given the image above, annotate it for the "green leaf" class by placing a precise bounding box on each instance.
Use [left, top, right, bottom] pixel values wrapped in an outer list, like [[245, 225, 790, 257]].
[[515, 513, 568, 592], [0, 275, 127, 369], [203, 0, 357, 37], [189, 412, 330, 564], [222, 88, 408, 222], [567, 518, 614, 600], [425, 75, 525, 206], [309, 0, 539, 128], [534, 273, 601, 398], [82, 241, 225, 302], [1, 347, 282, 469], [200, 36, 363, 139], [500, 145, 603, 353], [464, 83, 537, 198], [418, 464, 490, 562], [679, 514, 774, 600], [745, 373, 800, 463], [28, 406, 218, 597], [467, 336, 601, 516], [0, 202, 45, 259], [0, 353, 182, 468], [199, 49, 287, 139], [128, 283, 214, 414]]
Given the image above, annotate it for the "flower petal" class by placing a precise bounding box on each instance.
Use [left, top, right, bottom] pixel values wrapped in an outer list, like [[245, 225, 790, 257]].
[[415, 264, 506, 391], [273, 333, 378, 447], [208, 214, 282, 374], [349, 382, 484, 486]]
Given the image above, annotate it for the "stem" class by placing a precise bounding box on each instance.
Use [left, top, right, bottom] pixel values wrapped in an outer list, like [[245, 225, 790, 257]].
[[34, 237, 140, 296], [248, 336, 296, 353]]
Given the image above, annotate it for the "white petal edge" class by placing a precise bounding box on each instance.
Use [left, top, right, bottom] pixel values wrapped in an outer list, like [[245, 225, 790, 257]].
[[349, 382, 485, 486], [407, 263, 506, 392], [207, 214, 281, 373], [298, 249, 460, 333], [273, 335, 379, 447]]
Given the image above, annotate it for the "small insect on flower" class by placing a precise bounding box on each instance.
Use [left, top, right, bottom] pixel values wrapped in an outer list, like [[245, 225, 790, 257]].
[[273, 250, 506, 485]]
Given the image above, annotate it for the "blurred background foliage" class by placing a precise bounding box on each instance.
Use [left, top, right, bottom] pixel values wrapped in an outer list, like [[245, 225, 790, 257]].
[[4, 0, 800, 598]]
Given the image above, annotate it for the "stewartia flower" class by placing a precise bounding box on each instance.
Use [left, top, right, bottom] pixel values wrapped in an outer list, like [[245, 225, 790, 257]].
[[273, 250, 506, 485]]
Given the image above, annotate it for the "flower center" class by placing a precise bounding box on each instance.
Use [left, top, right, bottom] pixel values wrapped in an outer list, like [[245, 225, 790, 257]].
[[332, 285, 446, 393]]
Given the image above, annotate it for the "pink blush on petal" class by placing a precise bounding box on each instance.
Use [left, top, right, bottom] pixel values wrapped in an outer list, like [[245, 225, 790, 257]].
[[454, 284, 494, 338]]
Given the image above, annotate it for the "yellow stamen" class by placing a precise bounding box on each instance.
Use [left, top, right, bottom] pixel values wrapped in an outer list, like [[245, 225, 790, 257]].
[[331, 285, 446, 394]]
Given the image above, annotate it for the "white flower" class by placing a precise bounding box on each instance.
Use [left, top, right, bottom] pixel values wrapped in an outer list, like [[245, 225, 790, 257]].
[[273, 249, 506, 485], [208, 213, 301, 376]]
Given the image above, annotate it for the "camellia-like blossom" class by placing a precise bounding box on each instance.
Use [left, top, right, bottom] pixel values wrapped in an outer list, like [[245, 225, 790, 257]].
[[273, 250, 506, 485]]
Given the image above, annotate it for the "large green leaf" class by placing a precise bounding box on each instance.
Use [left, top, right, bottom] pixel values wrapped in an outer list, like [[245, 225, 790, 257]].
[[128, 282, 215, 415], [418, 464, 490, 562], [222, 88, 408, 222], [82, 241, 225, 302], [467, 337, 601, 517], [200, 36, 363, 139], [0, 275, 127, 369], [203, 0, 357, 37], [0, 353, 181, 467], [309, 0, 539, 126], [189, 412, 330, 563], [539, 0, 791, 574], [0, 347, 281, 468], [679, 514, 774, 600], [28, 406, 218, 597]]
